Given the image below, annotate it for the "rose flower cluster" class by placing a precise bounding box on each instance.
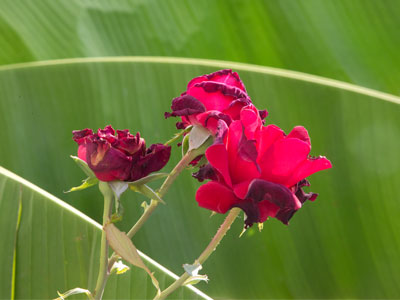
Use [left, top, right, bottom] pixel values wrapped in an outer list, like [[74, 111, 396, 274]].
[[166, 69, 331, 227]]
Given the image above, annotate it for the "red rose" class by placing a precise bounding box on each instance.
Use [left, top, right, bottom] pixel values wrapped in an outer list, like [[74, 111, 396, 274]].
[[194, 108, 332, 227], [73, 125, 171, 182], [165, 69, 267, 134]]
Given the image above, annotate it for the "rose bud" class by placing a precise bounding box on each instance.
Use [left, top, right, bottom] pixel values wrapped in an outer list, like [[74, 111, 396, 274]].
[[73, 125, 171, 182], [165, 69, 267, 135], [193, 109, 331, 228]]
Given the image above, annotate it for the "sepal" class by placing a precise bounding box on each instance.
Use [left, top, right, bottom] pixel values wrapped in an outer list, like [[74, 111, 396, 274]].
[[182, 262, 209, 286], [129, 184, 165, 204]]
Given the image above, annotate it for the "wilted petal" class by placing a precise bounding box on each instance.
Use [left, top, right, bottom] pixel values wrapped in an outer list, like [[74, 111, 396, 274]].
[[196, 181, 238, 214], [192, 164, 218, 182], [72, 128, 93, 145], [165, 94, 206, 118], [132, 144, 171, 181], [245, 179, 301, 225]]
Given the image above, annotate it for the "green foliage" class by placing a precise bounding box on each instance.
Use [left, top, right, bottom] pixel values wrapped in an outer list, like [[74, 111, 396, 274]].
[[0, 60, 399, 299], [0, 166, 205, 299], [1, 0, 400, 94]]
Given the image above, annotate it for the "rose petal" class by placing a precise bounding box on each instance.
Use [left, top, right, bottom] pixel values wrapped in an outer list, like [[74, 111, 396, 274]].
[[164, 94, 206, 118], [86, 142, 132, 182], [133, 144, 171, 181], [196, 181, 238, 214], [205, 144, 232, 187], [245, 179, 301, 225], [188, 81, 247, 112], [72, 128, 93, 145], [226, 121, 260, 184], [195, 111, 232, 134], [286, 156, 332, 188], [256, 125, 285, 160], [287, 126, 311, 146], [187, 69, 247, 92], [259, 138, 311, 186]]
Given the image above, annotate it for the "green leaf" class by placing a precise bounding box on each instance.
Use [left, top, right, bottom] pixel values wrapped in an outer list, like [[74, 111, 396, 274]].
[[104, 223, 160, 294], [0, 166, 208, 300], [0, 59, 399, 299], [1, 1, 400, 96]]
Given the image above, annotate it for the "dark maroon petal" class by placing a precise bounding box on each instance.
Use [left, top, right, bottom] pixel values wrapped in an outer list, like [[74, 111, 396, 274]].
[[176, 121, 187, 130], [293, 179, 318, 203], [259, 109, 268, 120], [98, 125, 117, 143], [195, 81, 248, 100], [85, 140, 132, 181], [132, 144, 171, 181], [192, 164, 218, 182], [214, 119, 229, 144], [164, 94, 206, 118], [198, 111, 232, 131], [187, 69, 247, 92], [234, 199, 260, 228], [244, 179, 301, 226], [237, 126, 260, 172], [115, 131, 145, 156], [72, 128, 93, 145]]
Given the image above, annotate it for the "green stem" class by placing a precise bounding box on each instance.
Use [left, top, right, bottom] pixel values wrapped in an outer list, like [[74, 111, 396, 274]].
[[107, 145, 208, 272], [93, 182, 114, 300], [154, 207, 241, 300]]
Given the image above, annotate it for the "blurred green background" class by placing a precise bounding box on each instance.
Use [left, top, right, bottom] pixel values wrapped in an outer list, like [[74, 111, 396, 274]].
[[0, 1, 399, 299]]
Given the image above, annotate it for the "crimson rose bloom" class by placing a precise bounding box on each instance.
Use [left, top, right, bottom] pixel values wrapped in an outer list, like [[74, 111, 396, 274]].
[[73, 125, 171, 182], [165, 69, 267, 134], [194, 108, 332, 227]]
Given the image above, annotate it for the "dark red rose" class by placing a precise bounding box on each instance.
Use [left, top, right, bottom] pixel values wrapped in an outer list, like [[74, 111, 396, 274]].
[[165, 69, 267, 134], [73, 125, 171, 182], [194, 108, 331, 227]]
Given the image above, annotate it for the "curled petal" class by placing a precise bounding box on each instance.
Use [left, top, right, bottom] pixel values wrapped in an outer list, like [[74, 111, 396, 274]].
[[244, 179, 301, 226], [192, 164, 218, 182], [187, 69, 247, 92], [188, 81, 247, 112], [195, 111, 232, 134], [72, 128, 93, 145], [165, 94, 206, 118], [196, 182, 238, 214]]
